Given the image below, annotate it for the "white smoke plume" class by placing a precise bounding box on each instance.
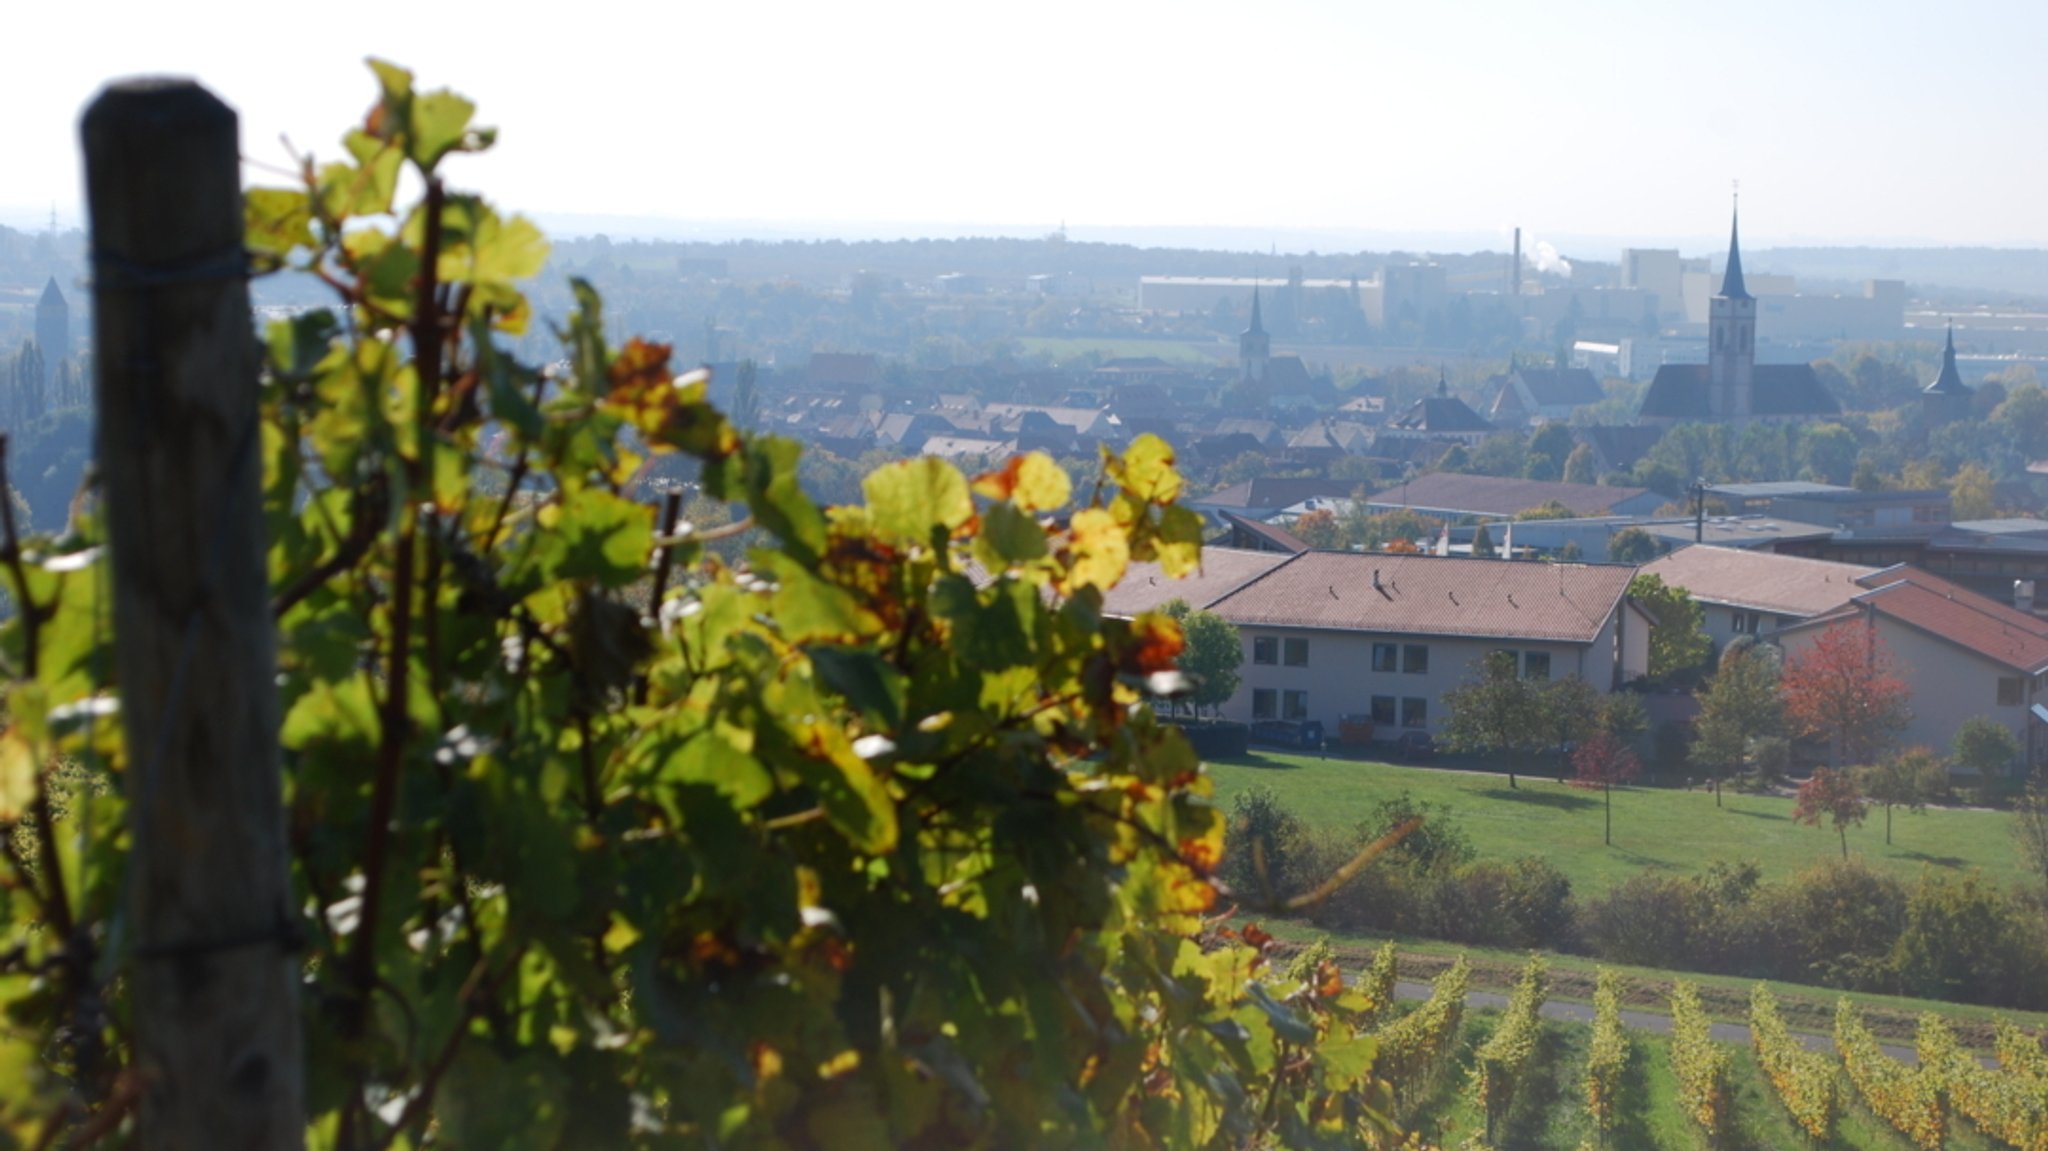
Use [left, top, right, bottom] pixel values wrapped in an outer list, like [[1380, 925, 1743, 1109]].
[[1526, 237, 1572, 278]]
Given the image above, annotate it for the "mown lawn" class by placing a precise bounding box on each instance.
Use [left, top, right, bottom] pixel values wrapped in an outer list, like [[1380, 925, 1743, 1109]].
[[1205, 750, 2031, 895], [1012, 336, 1225, 365]]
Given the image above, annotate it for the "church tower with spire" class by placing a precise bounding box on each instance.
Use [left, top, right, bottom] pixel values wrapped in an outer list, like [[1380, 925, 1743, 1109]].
[[34, 277, 68, 390], [1240, 287, 1270, 385], [1707, 202, 1755, 420]]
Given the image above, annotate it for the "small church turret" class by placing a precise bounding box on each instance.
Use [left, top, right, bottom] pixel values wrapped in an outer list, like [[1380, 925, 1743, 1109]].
[[1707, 202, 1755, 421], [1922, 321, 1971, 427], [1239, 287, 1270, 384]]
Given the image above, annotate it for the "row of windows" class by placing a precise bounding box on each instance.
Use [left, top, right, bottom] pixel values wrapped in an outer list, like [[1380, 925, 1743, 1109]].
[[1252, 691, 1430, 728], [1252, 639, 1558, 679], [1371, 696, 1429, 728], [1250, 689, 1311, 721], [1251, 636, 1312, 667], [1371, 643, 1429, 674], [1491, 649, 1551, 680]]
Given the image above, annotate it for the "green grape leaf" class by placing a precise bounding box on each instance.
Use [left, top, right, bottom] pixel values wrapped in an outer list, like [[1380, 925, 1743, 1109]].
[[864, 457, 972, 549]]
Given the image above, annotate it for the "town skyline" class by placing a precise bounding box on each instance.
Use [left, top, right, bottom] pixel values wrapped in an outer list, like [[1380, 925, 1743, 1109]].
[[8, 0, 2048, 248]]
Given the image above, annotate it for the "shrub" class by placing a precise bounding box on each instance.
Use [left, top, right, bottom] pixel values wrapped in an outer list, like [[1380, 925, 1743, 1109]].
[[1749, 858, 1905, 989], [1222, 785, 1313, 905], [1430, 857, 1575, 950]]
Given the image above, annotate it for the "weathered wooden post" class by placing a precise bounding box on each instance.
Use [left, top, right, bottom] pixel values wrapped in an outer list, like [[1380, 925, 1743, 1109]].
[[84, 80, 303, 1148]]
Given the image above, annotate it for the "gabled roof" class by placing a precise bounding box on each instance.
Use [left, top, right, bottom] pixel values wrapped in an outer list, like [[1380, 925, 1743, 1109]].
[[1204, 551, 1637, 644], [1925, 325, 1969, 396], [1265, 354, 1313, 395], [808, 352, 881, 388], [1389, 392, 1493, 434], [1363, 473, 1652, 518], [1219, 511, 1311, 556], [1100, 546, 1293, 617], [1576, 424, 1665, 472], [1510, 367, 1604, 407], [1637, 363, 1839, 420], [1788, 565, 2048, 674], [1639, 545, 1878, 618]]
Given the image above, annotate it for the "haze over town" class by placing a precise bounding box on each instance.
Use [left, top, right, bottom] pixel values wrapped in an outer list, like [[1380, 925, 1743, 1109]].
[[8, 0, 2048, 250]]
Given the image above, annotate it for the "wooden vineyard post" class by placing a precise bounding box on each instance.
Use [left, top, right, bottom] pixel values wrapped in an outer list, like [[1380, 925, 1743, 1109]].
[[83, 80, 304, 1149]]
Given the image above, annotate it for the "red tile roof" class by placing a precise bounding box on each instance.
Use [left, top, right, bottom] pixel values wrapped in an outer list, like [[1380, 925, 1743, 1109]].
[[1789, 565, 2048, 673], [1206, 551, 1636, 644]]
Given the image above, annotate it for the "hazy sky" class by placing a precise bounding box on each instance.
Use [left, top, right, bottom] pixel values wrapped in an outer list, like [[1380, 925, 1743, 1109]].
[[8, 0, 2045, 252]]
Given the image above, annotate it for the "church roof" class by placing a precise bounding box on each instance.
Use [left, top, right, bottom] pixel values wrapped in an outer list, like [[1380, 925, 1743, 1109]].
[[37, 277, 65, 308], [1389, 392, 1494, 434], [1507, 367, 1604, 407], [1246, 287, 1265, 336], [1636, 363, 1839, 421], [1719, 207, 1751, 300], [1924, 325, 1969, 396]]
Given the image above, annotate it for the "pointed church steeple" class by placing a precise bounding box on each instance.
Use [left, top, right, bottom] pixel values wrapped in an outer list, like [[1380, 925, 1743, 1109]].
[[1719, 202, 1751, 300], [1926, 322, 1968, 395], [1239, 287, 1270, 385]]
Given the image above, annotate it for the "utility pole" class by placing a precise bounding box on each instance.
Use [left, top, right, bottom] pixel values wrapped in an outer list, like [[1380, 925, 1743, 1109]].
[[84, 79, 304, 1149]]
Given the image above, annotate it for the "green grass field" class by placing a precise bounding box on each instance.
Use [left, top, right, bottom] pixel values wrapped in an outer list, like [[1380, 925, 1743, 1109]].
[[1012, 336, 1226, 366], [1206, 750, 2031, 894]]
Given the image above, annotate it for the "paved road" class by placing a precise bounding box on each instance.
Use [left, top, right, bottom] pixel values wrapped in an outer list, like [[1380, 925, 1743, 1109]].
[[1392, 980, 1935, 1065]]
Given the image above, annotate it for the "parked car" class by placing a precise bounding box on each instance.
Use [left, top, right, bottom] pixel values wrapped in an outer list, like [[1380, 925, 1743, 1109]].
[[1390, 730, 1437, 762], [1249, 719, 1326, 750]]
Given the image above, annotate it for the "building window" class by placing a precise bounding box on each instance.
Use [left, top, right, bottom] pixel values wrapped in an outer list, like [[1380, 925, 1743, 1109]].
[[1524, 652, 1552, 680], [1371, 695, 1397, 726], [1253, 637, 1277, 665], [1252, 688, 1277, 719], [1283, 690, 1309, 721], [1372, 643, 1398, 673], [1401, 697, 1428, 728], [1283, 637, 1310, 667], [1998, 677, 2024, 707], [1403, 644, 1429, 674]]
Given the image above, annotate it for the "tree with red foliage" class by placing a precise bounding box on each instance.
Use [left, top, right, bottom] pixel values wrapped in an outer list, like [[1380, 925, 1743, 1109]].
[[1781, 620, 1911, 767], [1794, 767, 1869, 858], [1570, 730, 1642, 846]]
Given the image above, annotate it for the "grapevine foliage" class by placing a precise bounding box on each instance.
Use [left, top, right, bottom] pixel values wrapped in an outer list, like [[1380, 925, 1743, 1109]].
[[1749, 983, 1840, 1143], [0, 62, 1427, 1149], [1838, 998, 1947, 1151], [1581, 969, 1627, 1143], [1668, 981, 1732, 1143], [1470, 955, 1546, 1142]]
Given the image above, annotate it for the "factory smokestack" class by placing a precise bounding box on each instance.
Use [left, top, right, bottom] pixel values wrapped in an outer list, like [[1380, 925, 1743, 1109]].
[[1512, 227, 1522, 297]]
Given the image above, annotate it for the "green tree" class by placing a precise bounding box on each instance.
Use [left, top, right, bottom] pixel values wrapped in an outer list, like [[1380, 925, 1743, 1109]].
[[2016, 770, 2048, 893], [1691, 639, 1784, 804], [1607, 526, 1662, 565], [1541, 674, 1603, 777], [1162, 599, 1243, 718], [1798, 423, 1860, 486], [1562, 442, 1599, 485], [1892, 872, 2023, 1004], [1627, 573, 1713, 684], [1950, 462, 1995, 520], [1471, 521, 1495, 558], [1952, 715, 2020, 777], [1992, 382, 2048, 458], [1442, 650, 1545, 788], [1856, 747, 1947, 846]]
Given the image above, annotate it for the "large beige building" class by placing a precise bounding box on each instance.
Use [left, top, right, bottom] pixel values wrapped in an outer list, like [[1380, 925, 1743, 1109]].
[[1107, 549, 1649, 743]]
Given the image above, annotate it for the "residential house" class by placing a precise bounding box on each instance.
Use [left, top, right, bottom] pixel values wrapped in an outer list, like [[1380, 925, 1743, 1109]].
[[1638, 545, 1877, 651], [1111, 549, 1648, 743], [1188, 478, 1364, 523], [1776, 566, 2048, 773]]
